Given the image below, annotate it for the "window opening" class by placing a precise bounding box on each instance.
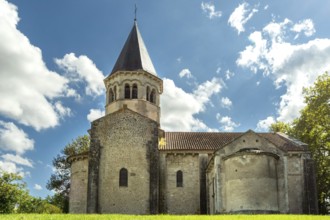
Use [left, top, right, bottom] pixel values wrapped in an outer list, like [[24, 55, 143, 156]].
[[119, 168, 128, 187], [132, 84, 138, 99], [114, 86, 117, 100], [176, 170, 183, 187], [125, 84, 131, 99], [150, 89, 156, 104], [146, 86, 150, 101], [109, 88, 114, 103]]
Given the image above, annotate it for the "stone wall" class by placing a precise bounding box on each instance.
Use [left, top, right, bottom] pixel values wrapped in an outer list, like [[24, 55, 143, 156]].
[[208, 131, 286, 214], [224, 152, 279, 213], [162, 153, 201, 214], [69, 154, 89, 213], [206, 131, 316, 214], [88, 108, 159, 214], [287, 155, 305, 213]]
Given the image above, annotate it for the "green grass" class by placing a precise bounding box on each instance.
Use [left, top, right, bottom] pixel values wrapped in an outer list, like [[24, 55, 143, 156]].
[[0, 214, 329, 220]]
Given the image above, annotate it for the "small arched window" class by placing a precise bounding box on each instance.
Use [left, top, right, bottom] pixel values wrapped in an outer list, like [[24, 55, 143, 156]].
[[119, 168, 128, 187], [109, 88, 114, 103], [176, 170, 183, 187], [146, 86, 150, 101], [132, 84, 138, 99], [150, 89, 156, 104], [114, 86, 117, 100], [125, 84, 131, 99]]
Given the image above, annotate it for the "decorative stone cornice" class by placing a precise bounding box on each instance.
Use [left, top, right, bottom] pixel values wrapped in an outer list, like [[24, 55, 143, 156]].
[[67, 152, 89, 164]]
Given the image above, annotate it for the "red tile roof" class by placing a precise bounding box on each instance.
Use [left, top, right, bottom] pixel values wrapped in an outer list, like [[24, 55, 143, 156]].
[[160, 132, 306, 152]]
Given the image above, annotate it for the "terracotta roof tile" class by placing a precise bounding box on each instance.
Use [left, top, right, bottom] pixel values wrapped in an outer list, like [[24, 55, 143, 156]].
[[160, 132, 306, 152]]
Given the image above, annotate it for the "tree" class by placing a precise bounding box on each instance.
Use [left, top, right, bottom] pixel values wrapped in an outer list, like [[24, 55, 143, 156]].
[[46, 135, 90, 213], [17, 195, 62, 214], [0, 172, 27, 213], [292, 72, 330, 214], [269, 121, 293, 134], [0, 171, 61, 213], [271, 72, 330, 214]]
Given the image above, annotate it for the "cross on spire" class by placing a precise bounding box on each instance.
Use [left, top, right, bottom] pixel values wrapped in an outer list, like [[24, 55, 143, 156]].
[[134, 4, 137, 21]]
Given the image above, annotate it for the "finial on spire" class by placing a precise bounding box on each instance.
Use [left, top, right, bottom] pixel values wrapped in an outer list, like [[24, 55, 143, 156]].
[[134, 4, 137, 21]]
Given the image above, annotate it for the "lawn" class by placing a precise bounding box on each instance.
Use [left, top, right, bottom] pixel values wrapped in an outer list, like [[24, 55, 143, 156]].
[[0, 214, 329, 220]]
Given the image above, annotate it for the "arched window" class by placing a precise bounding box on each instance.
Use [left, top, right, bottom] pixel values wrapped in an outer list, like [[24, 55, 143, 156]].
[[114, 86, 117, 100], [146, 86, 150, 101], [132, 84, 138, 99], [176, 170, 183, 187], [150, 89, 156, 104], [119, 168, 128, 187], [125, 84, 130, 99], [109, 88, 114, 103]]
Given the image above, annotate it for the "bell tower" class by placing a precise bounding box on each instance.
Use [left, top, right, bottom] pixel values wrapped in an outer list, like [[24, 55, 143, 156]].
[[103, 21, 163, 123]]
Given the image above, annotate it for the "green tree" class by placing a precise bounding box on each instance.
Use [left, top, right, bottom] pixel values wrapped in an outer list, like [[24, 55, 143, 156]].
[[46, 135, 90, 213], [17, 195, 62, 213], [269, 121, 293, 134], [0, 172, 27, 213], [292, 72, 330, 214], [271, 72, 330, 214]]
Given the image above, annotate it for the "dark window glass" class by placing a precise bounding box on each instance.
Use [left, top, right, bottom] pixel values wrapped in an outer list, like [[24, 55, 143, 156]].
[[109, 88, 114, 103], [119, 168, 128, 187], [146, 86, 150, 101], [150, 89, 156, 104], [125, 84, 130, 99], [132, 84, 138, 99], [176, 170, 183, 187]]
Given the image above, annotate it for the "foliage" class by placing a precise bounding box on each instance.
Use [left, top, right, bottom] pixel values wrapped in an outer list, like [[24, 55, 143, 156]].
[[0, 214, 329, 220], [270, 72, 330, 214], [46, 135, 90, 213], [17, 196, 62, 214], [0, 172, 27, 213], [269, 121, 293, 134], [0, 172, 61, 214]]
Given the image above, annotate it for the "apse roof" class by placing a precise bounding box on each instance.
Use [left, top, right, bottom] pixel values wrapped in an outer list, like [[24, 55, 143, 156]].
[[110, 21, 157, 76]]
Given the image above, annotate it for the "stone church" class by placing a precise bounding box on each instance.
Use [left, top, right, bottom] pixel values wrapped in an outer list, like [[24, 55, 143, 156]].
[[68, 21, 318, 214]]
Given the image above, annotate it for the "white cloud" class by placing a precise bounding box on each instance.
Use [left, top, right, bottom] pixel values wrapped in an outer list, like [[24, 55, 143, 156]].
[[0, 0, 70, 130], [216, 113, 240, 131], [0, 161, 23, 175], [176, 57, 182, 63], [34, 184, 42, 190], [54, 101, 72, 118], [1, 153, 33, 167], [291, 19, 315, 39], [55, 53, 105, 96], [237, 18, 330, 122], [256, 116, 276, 131], [201, 2, 222, 19], [225, 69, 235, 80], [87, 109, 105, 122], [66, 88, 81, 101], [216, 67, 221, 74], [0, 120, 34, 155], [161, 77, 224, 131], [221, 97, 232, 109], [179, 68, 193, 79], [228, 2, 258, 34]]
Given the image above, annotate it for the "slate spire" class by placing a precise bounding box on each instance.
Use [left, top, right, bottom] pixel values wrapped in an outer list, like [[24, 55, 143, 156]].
[[110, 21, 157, 76]]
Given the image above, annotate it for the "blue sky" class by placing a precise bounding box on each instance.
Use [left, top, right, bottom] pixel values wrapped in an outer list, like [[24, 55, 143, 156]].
[[0, 0, 330, 198]]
